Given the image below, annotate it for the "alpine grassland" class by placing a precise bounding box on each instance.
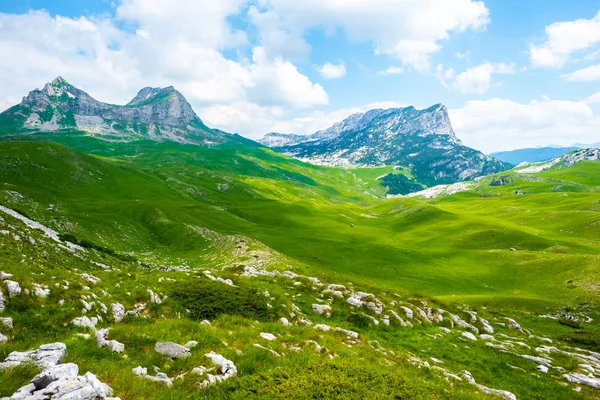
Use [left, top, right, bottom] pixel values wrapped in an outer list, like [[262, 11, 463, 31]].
[[0, 135, 599, 399]]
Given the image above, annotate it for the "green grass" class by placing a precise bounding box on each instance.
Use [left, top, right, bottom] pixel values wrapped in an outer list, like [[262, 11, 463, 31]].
[[0, 135, 599, 398]]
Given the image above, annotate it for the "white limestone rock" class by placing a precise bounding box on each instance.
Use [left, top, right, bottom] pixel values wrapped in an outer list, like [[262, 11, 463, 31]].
[[154, 342, 191, 359]]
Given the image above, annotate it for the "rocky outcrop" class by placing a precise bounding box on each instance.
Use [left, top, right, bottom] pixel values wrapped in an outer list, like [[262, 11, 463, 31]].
[[0, 342, 67, 370]]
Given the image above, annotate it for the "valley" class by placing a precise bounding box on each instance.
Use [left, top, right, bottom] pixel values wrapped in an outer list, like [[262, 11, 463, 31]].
[[0, 79, 599, 399]]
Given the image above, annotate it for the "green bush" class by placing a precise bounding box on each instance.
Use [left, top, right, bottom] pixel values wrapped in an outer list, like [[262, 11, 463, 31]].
[[169, 278, 272, 321]]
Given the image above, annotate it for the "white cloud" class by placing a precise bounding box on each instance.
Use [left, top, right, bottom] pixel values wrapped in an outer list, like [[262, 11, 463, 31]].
[[530, 11, 600, 68], [451, 62, 516, 94], [562, 64, 600, 81], [252, 0, 489, 70], [317, 62, 346, 79], [378, 66, 404, 76], [0, 3, 330, 127], [450, 97, 600, 152]]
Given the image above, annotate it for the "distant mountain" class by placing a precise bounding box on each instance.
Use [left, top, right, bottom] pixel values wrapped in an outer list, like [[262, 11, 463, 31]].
[[0, 77, 228, 145], [259, 104, 510, 186], [491, 147, 579, 165], [573, 142, 600, 149], [514, 148, 600, 174]]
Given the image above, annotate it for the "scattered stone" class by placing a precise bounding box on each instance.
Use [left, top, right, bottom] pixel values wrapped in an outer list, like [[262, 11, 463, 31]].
[[33, 283, 51, 298], [505, 318, 521, 330], [279, 317, 292, 326], [80, 273, 101, 284], [0, 271, 13, 280], [191, 366, 206, 376], [520, 354, 552, 366], [154, 342, 191, 359], [0, 290, 5, 312], [260, 332, 277, 341], [111, 303, 125, 323], [132, 366, 147, 376], [346, 292, 383, 314], [462, 332, 477, 341], [312, 304, 332, 317], [144, 372, 173, 386], [95, 329, 125, 353], [199, 352, 237, 387], [31, 363, 79, 389], [72, 316, 96, 330], [200, 320, 211, 326], [185, 340, 199, 349], [147, 289, 163, 304], [463, 370, 516, 400], [0, 332, 8, 344], [400, 306, 413, 319], [253, 343, 281, 357], [480, 334, 495, 341], [4, 280, 21, 298], [537, 365, 549, 373], [314, 324, 331, 331]]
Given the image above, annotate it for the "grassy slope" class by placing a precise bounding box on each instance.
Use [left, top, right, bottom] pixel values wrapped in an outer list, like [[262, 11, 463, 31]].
[[0, 137, 599, 398]]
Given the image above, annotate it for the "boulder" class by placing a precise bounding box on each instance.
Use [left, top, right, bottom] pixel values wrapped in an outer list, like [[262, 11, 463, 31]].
[[278, 317, 292, 326], [31, 363, 79, 389], [144, 372, 173, 386], [199, 352, 237, 388], [0, 271, 13, 280], [4, 280, 21, 298], [0, 342, 67, 370], [154, 342, 191, 359], [462, 332, 477, 341], [259, 332, 276, 341], [72, 316, 96, 330], [0, 290, 5, 312], [0, 332, 7, 344], [111, 303, 125, 323], [312, 304, 332, 318], [132, 366, 147, 376], [314, 324, 331, 331]]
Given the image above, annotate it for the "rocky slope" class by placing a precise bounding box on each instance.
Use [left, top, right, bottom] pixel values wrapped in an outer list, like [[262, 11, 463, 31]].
[[0, 77, 227, 145], [514, 148, 600, 174], [259, 105, 510, 186]]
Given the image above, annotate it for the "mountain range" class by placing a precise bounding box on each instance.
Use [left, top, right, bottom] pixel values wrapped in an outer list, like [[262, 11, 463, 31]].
[[0, 77, 228, 145], [259, 105, 510, 187], [1, 78, 510, 192]]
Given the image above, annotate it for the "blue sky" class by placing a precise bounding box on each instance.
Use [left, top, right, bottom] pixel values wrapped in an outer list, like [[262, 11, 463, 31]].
[[1, 0, 600, 152]]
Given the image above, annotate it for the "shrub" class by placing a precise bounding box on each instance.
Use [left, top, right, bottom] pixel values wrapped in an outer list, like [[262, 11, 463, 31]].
[[169, 278, 271, 321]]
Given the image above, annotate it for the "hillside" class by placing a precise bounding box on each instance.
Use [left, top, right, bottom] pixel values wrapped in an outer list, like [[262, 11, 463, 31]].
[[259, 105, 510, 188], [0, 136, 599, 398]]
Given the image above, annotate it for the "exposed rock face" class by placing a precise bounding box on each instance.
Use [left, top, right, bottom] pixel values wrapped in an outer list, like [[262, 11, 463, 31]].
[[0, 76, 228, 145], [259, 104, 509, 188]]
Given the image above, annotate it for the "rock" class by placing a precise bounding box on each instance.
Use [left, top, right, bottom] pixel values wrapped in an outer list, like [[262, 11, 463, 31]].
[[0, 342, 66, 370], [504, 318, 521, 330], [4, 280, 21, 298], [31, 363, 79, 389], [563, 373, 600, 389], [462, 332, 477, 341], [278, 317, 292, 326], [312, 304, 332, 317], [0, 271, 13, 280], [154, 342, 191, 359], [33, 284, 50, 298], [321, 289, 344, 298], [382, 315, 390, 326], [480, 318, 494, 334], [520, 354, 552, 366], [0, 332, 7, 344], [80, 273, 101, 284], [191, 366, 206, 375], [144, 372, 173, 386], [199, 352, 237, 387], [72, 316, 96, 330], [537, 365, 549, 373], [200, 320, 211, 326], [0, 290, 5, 312], [463, 370, 517, 400], [400, 306, 413, 319], [147, 289, 164, 304], [345, 292, 383, 314], [314, 324, 331, 331], [259, 332, 277, 341], [480, 334, 495, 341], [94, 329, 125, 353], [185, 340, 199, 349], [111, 303, 125, 323], [132, 366, 147, 376], [327, 284, 347, 292], [335, 327, 359, 340]]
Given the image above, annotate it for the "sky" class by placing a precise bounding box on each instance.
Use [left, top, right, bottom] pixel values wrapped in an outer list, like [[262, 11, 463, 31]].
[[1, 0, 600, 152]]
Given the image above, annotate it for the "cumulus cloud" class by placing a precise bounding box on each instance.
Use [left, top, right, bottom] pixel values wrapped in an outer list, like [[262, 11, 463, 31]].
[[530, 10, 600, 68], [562, 64, 600, 81], [252, 0, 490, 70], [317, 62, 347, 79], [451, 62, 516, 93], [450, 97, 600, 152]]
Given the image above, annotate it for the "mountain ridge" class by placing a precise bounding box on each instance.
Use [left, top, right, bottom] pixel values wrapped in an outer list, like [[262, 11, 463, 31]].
[[259, 104, 509, 187], [0, 77, 226, 145]]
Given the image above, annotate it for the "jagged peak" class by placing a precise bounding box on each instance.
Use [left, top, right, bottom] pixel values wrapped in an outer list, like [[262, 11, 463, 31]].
[[51, 76, 68, 86], [126, 86, 185, 107]]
